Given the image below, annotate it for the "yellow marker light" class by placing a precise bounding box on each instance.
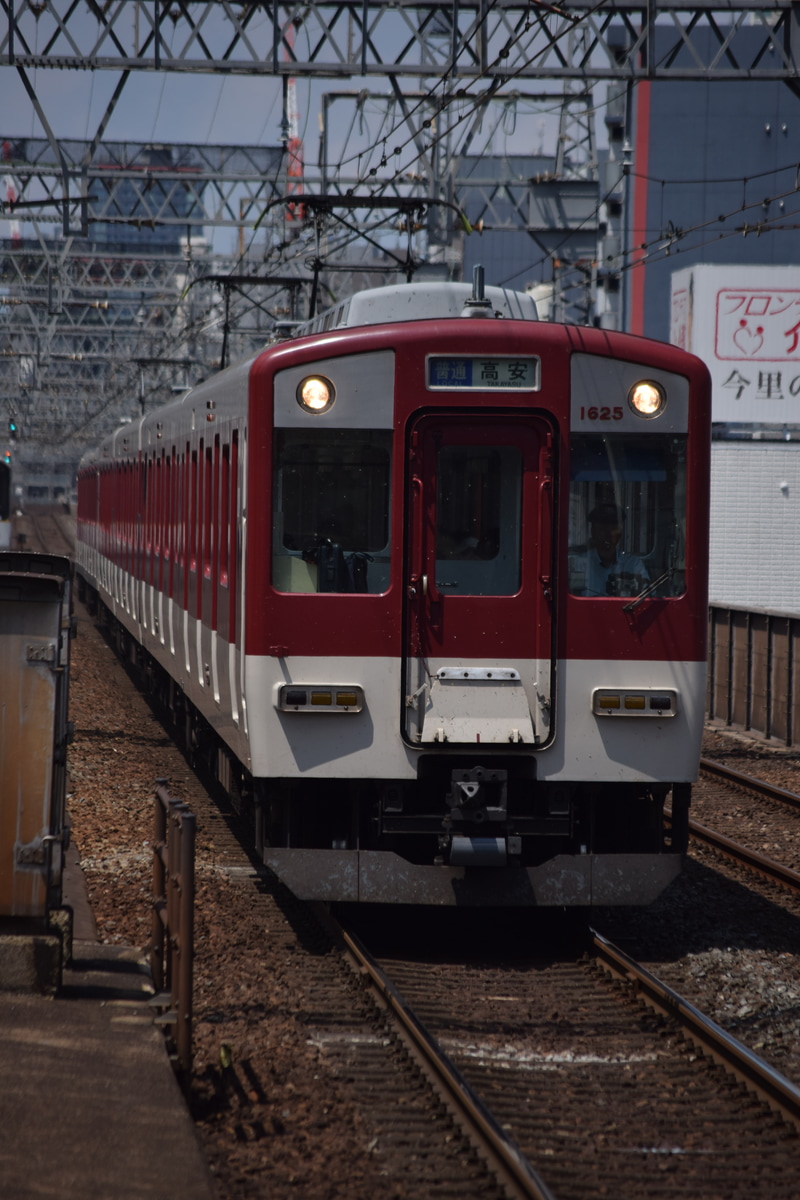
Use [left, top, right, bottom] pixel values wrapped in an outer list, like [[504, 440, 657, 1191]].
[[628, 380, 665, 418], [276, 683, 364, 713], [593, 686, 678, 718], [297, 375, 335, 414]]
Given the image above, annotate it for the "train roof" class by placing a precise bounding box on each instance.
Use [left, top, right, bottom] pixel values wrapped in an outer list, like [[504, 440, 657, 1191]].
[[292, 280, 538, 337], [79, 278, 541, 468]]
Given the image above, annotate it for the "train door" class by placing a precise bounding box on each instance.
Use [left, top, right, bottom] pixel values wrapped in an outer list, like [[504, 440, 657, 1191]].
[[404, 413, 554, 746]]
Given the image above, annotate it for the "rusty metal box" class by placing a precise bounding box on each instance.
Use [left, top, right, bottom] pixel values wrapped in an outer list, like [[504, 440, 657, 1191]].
[[0, 554, 72, 919]]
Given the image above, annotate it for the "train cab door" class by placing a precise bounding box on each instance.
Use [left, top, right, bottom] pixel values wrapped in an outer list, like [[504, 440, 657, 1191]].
[[404, 412, 554, 747]]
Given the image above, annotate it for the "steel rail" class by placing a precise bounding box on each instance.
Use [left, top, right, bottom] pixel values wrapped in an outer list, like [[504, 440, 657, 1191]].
[[338, 924, 558, 1200], [592, 930, 800, 1133], [688, 758, 800, 890], [688, 817, 800, 894], [700, 757, 800, 812], [29, 512, 74, 558]]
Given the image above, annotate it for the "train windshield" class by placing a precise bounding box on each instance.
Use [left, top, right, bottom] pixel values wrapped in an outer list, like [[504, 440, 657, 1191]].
[[272, 428, 392, 594], [568, 433, 687, 598], [434, 444, 522, 596]]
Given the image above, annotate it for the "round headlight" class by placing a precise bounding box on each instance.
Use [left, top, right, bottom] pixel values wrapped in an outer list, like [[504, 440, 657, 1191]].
[[628, 380, 666, 418], [297, 375, 335, 414]]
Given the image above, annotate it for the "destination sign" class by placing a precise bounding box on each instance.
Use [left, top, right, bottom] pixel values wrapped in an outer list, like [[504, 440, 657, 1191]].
[[427, 356, 539, 390]]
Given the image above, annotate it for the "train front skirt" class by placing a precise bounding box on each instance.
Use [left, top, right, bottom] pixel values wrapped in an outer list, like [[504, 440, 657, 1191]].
[[262, 847, 683, 906]]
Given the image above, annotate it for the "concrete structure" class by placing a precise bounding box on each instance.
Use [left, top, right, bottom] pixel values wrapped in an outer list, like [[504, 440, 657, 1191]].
[[709, 439, 800, 611]]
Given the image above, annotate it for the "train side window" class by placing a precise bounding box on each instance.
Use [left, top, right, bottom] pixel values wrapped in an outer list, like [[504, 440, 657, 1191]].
[[567, 434, 687, 598], [272, 429, 392, 594], [203, 443, 213, 582], [189, 450, 198, 573], [220, 442, 230, 587]]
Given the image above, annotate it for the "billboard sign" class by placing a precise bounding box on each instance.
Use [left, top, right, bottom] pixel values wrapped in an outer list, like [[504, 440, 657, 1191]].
[[670, 264, 800, 424]]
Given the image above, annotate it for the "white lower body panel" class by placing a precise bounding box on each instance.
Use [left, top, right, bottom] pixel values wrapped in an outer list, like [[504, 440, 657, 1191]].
[[243, 653, 705, 783]]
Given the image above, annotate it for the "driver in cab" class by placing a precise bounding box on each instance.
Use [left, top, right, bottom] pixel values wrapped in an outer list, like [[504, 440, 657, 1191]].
[[569, 503, 649, 598]]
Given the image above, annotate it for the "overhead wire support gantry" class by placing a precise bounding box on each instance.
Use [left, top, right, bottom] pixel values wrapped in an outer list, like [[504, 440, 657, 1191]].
[[2, 0, 799, 489], [2, 1, 799, 84]]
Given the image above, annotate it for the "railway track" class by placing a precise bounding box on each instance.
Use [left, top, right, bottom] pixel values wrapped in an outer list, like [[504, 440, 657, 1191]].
[[189, 820, 800, 1200], [336, 910, 800, 1199], [13, 507, 75, 558], [700, 758, 800, 812], [32, 511, 74, 558], [688, 757, 800, 894], [39, 516, 800, 1197], [148, 747, 800, 1199]]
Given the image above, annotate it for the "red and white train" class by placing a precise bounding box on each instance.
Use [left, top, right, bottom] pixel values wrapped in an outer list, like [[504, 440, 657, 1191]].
[[76, 273, 711, 906]]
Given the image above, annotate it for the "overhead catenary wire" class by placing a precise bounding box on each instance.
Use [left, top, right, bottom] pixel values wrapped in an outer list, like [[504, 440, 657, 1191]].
[[598, 162, 800, 279], [9, 3, 800, 440], [116, 2, 605, 306], [497, 157, 800, 299], [254, 0, 597, 268]]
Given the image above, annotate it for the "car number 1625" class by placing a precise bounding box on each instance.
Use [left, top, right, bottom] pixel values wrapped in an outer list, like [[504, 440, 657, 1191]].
[[579, 405, 624, 421]]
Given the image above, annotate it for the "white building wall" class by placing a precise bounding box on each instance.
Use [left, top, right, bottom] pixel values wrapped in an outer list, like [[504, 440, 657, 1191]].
[[710, 441, 800, 611]]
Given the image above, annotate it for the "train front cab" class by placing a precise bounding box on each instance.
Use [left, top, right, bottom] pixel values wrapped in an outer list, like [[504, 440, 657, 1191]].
[[258, 322, 710, 907]]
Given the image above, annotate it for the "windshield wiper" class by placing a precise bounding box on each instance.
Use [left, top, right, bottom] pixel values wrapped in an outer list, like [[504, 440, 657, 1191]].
[[622, 568, 673, 612]]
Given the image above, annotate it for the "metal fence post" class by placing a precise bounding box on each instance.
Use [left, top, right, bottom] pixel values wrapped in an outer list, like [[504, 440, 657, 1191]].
[[150, 779, 195, 1075]]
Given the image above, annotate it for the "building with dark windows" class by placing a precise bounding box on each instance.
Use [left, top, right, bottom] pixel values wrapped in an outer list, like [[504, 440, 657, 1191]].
[[626, 30, 800, 343]]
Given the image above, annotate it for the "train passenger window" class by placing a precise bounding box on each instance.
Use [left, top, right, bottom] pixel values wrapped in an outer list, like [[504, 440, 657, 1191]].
[[567, 434, 687, 598], [272, 429, 392, 594], [435, 446, 521, 596]]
